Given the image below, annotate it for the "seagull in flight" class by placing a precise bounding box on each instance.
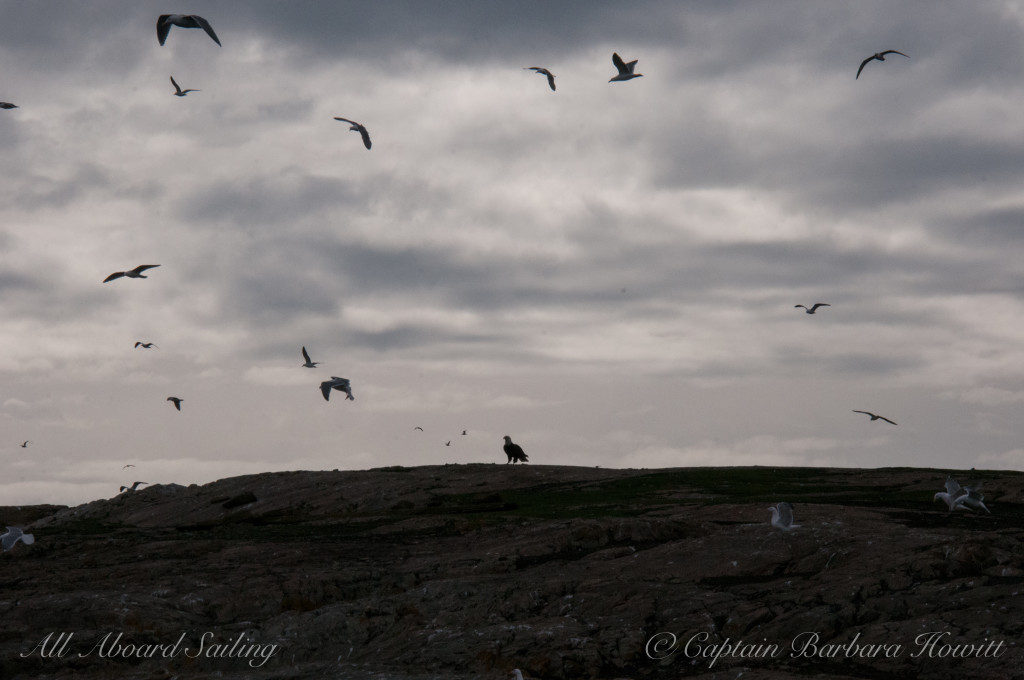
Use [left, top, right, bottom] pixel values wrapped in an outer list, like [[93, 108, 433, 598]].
[[0, 102, 17, 110], [320, 377, 354, 401], [414, 426, 424, 431], [852, 410, 897, 425], [1, 527, 35, 551], [157, 14, 221, 46], [134, 342, 158, 349], [301, 346, 319, 368], [333, 117, 372, 150], [935, 476, 990, 513], [795, 303, 830, 314], [120, 481, 148, 493], [856, 50, 909, 79], [445, 440, 451, 446], [769, 502, 800, 530], [609, 52, 642, 82], [524, 67, 556, 91], [170, 76, 199, 97], [122, 464, 135, 469], [104, 264, 160, 283], [20, 441, 29, 448], [167, 397, 183, 411]]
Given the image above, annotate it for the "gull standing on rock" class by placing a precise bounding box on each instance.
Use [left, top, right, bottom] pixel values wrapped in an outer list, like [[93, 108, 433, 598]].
[[333, 117, 372, 150], [856, 50, 909, 79], [157, 14, 221, 46], [852, 410, 897, 425], [795, 303, 830, 314], [524, 67, 556, 91], [104, 264, 160, 283], [301, 346, 319, 368], [935, 476, 991, 513], [1, 527, 35, 551], [320, 377, 354, 401], [609, 52, 642, 82], [769, 502, 800, 530], [170, 76, 199, 97]]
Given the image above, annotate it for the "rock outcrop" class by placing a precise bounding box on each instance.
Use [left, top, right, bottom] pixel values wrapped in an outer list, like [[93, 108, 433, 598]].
[[1, 464, 1021, 679]]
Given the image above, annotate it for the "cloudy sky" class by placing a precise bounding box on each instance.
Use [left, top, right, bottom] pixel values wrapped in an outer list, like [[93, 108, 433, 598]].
[[4, 1, 1024, 505]]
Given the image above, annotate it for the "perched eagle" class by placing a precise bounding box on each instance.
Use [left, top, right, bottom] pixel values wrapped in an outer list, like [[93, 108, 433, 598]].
[[502, 436, 528, 464]]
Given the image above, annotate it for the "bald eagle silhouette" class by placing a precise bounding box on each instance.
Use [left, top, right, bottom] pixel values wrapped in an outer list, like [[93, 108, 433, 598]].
[[503, 436, 528, 464]]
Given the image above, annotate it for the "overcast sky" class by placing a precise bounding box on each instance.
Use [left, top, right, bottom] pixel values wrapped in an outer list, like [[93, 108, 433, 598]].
[[4, 1, 1024, 505]]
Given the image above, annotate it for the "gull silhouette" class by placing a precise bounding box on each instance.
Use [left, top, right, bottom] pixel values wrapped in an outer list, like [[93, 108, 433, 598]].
[[170, 76, 199, 97], [852, 410, 897, 425], [320, 377, 354, 401], [301, 346, 319, 368], [856, 50, 909, 79], [157, 14, 221, 46], [104, 264, 160, 283], [167, 397, 183, 411], [20, 440, 29, 448], [795, 303, 830, 314], [0, 102, 17, 110], [120, 481, 148, 493], [609, 52, 642, 82], [333, 117, 372, 150], [134, 342, 158, 349], [524, 67, 556, 91]]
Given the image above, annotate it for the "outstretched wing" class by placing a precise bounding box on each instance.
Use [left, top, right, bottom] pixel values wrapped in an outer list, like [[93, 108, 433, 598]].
[[357, 125, 372, 150], [612, 52, 627, 74], [855, 56, 873, 79], [882, 50, 909, 59], [810, 303, 830, 312], [170, 75, 181, 93], [192, 15, 222, 46], [320, 381, 333, 401], [157, 15, 172, 45], [302, 346, 312, 363], [103, 271, 125, 282]]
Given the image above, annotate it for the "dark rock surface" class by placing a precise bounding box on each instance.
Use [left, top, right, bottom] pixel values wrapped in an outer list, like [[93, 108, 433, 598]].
[[1, 464, 1022, 679]]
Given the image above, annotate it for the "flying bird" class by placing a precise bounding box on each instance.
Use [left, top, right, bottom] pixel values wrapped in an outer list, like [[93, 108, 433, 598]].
[[609, 52, 642, 82], [414, 426, 424, 431], [795, 303, 830, 314], [320, 377, 355, 401], [157, 14, 221, 46], [935, 476, 990, 514], [461, 430, 467, 436], [768, 502, 800, 530], [134, 342, 158, 349], [167, 397, 183, 411], [301, 346, 319, 368], [170, 76, 199, 97], [103, 264, 160, 283], [503, 436, 528, 464], [445, 441, 451, 447], [122, 464, 135, 469], [0, 102, 17, 110], [20, 441, 29, 448], [333, 117, 372, 149], [856, 50, 909, 79], [120, 481, 148, 493], [1, 526, 35, 551], [852, 410, 897, 425], [524, 67, 556, 91]]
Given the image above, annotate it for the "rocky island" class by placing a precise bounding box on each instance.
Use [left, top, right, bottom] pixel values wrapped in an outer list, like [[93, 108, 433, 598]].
[[1, 464, 1021, 679]]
